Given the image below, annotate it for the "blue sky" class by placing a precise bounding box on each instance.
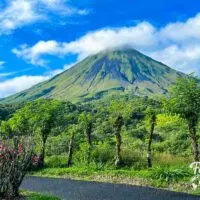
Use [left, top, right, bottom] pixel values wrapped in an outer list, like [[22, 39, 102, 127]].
[[0, 0, 200, 98]]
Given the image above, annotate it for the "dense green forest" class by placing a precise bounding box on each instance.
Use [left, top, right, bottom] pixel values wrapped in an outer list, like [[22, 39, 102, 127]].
[[1, 75, 200, 171]]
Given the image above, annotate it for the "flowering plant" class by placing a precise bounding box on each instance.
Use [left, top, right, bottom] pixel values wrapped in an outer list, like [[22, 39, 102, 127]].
[[0, 136, 33, 199]]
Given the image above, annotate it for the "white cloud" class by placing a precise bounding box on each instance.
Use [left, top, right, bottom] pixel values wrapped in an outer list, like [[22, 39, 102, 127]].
[[159, 13, 200, 42], [0, 75, 49, 98], [0, 72, 14, 78], [0, 0, 42, 33], [5, 12, 200, 99], [0, 0, 89, 34], [13, 22, 157, 66], [38, 0, 89, 15], [0, 65, 73, 98], [150, 44, 200, 74], [13, 41, 61, 66], [13, 13, 200, 74]]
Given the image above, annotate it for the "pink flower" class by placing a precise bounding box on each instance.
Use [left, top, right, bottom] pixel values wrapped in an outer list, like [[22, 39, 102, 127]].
[[32, 155, 40, 166], [0, 145, 4, 152], [18, 144, 24, 154]]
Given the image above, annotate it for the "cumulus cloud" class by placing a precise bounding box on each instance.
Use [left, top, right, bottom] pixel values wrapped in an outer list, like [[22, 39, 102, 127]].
[[13, 13, 200, 74], [0, 75, 49, 98], [0, 0, 89, 34], [159, 13, 200, 42], [150, 45, 200, 74], [5, 13, 200, 98], [13, 22, 157, 66]]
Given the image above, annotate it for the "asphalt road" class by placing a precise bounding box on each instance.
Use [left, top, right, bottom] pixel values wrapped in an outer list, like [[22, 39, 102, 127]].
[[21, 176, 200, 200]]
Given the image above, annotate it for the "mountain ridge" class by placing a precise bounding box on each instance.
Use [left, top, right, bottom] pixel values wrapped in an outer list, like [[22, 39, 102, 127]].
[[0, 49, 184, 104]]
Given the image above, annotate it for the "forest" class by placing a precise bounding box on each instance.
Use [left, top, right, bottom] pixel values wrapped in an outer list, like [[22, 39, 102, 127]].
[[1, 75, 200, 198]]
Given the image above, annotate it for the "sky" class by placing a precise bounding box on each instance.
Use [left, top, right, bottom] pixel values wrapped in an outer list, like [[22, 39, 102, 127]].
[[0, 0, 200, 98]]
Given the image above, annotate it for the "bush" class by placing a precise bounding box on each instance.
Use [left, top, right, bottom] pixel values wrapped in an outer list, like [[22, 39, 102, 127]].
[[0, 136, 33, 198], [121, 149, 146, 169], [153, 153, 192, 167], [45, 156, 67, 168], [92, 142, 114, 164], [150, 167, 192, 183]]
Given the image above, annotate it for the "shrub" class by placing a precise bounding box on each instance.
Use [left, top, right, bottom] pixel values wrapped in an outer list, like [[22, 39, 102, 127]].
[[92, 142, 114, 164], [150, 167, 192, 183], [45, 156, 67, 168], [121, 149, 146, 169], [0, 136, 33, 198]]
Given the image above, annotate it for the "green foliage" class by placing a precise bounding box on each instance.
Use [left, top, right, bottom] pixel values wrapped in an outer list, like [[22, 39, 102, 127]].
[[166, 75, 200, 161], [23, 191, 60, 200], [150, 167, 192, 183], [92, 142, 114, 164], [45, 156, 67, 168], [0, 103, 23, 121], [0, 78, 198, 181], [166, 75, 200, 121]]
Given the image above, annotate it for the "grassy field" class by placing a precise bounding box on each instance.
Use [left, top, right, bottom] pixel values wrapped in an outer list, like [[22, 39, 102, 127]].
[[21, 191, 60, 200]]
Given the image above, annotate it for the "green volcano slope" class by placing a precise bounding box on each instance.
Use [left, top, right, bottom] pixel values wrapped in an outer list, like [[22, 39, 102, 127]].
[[1, 49, 184, 103]]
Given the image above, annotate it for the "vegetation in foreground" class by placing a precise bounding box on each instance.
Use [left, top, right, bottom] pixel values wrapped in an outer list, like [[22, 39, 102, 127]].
[[21, 191, 60, 200], [31, 155, 196, 194], [1, 75, 200, 198]]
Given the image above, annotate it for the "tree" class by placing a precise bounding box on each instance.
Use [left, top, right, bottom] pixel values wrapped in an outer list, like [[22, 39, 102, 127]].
[[80, 113, 93, 165], [166, 75, 200, 161], [113, 115, 124, 167], [6, 99, 64, 168], [31, 100, 64, 168], [67, 126, 78, 167], [145, 100, 161, 168], [109, 102, 126, 167]]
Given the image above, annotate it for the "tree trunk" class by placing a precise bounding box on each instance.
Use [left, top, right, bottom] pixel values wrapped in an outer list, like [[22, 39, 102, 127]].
[[85, 122, 92, 165], [10, 185, 19, 198], [39, 139, 46, 168], [67, 132, 75, 167], [114, 115, 124, 167], [188, 120, 199, 162], [147, 114, 156, 168]]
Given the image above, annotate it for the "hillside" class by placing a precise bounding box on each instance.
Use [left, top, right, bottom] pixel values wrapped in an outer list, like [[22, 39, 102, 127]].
[[1, 49, 184, 103]]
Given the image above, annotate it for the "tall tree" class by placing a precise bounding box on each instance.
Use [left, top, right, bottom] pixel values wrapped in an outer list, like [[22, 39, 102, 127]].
[[32, 100, 63, 168], [6, 99, 64, 168], [67, 126, 78, 167], [145, 100, 161, 168], [114, 115, 124, 167], [167, 75, 200, 161], [80, 113, 93, 165], [146, 110, 157, 168]]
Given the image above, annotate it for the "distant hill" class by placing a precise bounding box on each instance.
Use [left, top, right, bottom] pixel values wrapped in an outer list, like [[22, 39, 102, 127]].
[[1, 49, 184, 104]]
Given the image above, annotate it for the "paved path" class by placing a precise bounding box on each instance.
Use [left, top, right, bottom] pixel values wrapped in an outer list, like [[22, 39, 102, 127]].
[[21, 176, 199, 200]]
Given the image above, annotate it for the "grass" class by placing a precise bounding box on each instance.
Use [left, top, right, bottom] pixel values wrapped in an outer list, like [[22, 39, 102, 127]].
[[30, 154, 199, 195], [31, 165, 195, 194], [21, 191, 60, 200]]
